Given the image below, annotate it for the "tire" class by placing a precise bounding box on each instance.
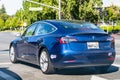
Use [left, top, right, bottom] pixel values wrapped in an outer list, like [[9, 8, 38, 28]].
[[9, 46, 18, 63], [95, 65, 110, 73], [39, 49, 55, 74]]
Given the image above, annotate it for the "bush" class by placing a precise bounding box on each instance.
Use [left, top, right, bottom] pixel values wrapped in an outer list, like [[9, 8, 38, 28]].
[[113, 26, 120, 30], [99, 26, 113, 32], [116, 21, 120, 26], [100, 25, 120, 33]]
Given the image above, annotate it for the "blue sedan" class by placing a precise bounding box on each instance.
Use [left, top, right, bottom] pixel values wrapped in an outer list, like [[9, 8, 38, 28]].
[[9, 20, 116, 74]]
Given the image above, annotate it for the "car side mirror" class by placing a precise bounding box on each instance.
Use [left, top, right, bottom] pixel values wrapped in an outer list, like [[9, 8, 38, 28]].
[[16, 33, 22, 37]]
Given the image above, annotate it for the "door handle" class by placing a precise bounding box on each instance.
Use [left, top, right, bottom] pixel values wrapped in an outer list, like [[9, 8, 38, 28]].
[[24, 40, 28, 44], [37, 38, 43, 43]]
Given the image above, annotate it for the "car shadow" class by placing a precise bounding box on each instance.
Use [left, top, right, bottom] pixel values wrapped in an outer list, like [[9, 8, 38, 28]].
[[56, 66, 119, 75], [19, 61, 40, 69], [18, 61, 119, 75], [0, 49, 9, 52], [0, 67, 22, 80]]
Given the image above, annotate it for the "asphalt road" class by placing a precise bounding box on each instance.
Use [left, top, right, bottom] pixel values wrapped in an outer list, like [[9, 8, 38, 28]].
[[0, 32, 120, 80]]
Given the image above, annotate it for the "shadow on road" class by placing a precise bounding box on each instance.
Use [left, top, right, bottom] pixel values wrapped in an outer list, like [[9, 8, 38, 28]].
[[19, 61, 40, 69], [18, 61, 119, 75], [0, 67, 22, 80], [56, 66, 119, 75], [0, 49, 9, 52]]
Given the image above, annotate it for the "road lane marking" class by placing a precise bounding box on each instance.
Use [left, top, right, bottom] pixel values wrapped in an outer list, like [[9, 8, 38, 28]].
[[91, 75, 107, 80], [90, 63, 120, 80], [113, 64, 120, 67], [0, 71, 17, 80], [0, 62, 12, 65], [116, 55, 120, 57], [116, 55, 120, 56]]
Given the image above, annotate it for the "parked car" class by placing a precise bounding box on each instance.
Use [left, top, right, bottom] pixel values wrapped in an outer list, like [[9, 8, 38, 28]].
[[9, 20, 116, 74]]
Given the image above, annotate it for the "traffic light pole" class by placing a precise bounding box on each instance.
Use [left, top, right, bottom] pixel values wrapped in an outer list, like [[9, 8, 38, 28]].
[[58, 0, 61, 20], [26, 0, 61, 20]]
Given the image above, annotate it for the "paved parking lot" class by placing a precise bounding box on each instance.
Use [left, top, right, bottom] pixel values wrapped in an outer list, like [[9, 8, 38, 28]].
[[0, 32, 120, 80]]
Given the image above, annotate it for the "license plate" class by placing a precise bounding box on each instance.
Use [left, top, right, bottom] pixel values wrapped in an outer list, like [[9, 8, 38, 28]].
[[87, 42, 99, 49]]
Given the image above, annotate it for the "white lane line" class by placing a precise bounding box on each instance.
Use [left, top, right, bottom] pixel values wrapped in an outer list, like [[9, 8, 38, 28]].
[[91, 75, 108, 80], [91, 63, 120, 80], [113, 54, 120, 67], [0, 71, 17, 80], [0, 62, 12, 65], [116, 55, 120, 57], [112, 64, 120, 67]]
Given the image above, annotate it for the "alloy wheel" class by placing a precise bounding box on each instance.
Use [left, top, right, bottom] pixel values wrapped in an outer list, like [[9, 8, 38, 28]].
[[40, 50, 49, 72], [10, 46, 15, 62]]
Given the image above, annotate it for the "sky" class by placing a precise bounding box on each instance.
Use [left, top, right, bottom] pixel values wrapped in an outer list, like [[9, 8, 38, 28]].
[[102, 0, 120, 7], [0, 0, 120, 15], [0, 0, 23, 15]]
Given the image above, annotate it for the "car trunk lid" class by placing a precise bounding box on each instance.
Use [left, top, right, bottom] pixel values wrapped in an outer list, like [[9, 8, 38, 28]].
[[66, 32, 112, 51]]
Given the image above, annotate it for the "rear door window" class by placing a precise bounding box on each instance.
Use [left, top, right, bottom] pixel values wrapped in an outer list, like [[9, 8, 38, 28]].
[[34, 22, 57, 35]]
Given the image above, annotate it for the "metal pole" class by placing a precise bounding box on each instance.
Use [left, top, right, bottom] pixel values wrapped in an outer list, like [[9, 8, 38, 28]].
[[58, 0, 61, 20], [102, 7, 105, 23], [26, 0, 59, 10], [25, 0, 61, 19]]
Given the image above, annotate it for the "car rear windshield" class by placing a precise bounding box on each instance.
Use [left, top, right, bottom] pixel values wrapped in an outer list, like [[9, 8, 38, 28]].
[[59, 22, 98, 30]]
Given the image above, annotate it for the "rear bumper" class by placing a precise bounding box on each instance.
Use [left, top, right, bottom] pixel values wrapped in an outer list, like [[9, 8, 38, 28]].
[[51, 50, 115, 69]]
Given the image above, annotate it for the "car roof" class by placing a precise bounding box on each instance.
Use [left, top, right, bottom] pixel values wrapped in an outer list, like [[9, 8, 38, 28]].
[[35, 20, 87, 34], [33, 20, 105, 35], [41, 20, 86, 24], [36, 20, 89, 29]]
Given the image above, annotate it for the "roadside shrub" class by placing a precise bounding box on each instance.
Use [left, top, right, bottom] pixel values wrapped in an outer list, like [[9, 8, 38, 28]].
[[113, 26, 120, 30], [99, 26, 113, 32], [100, 25, 120, 32]]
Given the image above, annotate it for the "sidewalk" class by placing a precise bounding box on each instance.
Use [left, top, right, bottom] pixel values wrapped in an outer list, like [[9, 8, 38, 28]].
[[111, 32, 120, 37]]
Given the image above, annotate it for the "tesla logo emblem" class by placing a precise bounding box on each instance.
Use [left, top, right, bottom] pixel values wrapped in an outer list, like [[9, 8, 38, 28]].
[[92, 36, 95, 40]]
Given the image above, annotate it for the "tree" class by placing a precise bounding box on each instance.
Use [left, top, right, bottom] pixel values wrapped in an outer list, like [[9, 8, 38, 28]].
[[16, 0, 102, 25], [79, 0, 102, 23], [105, 5, 120, 22], [22, 0, 57, 23], [0, 4, 6, 14], [0, 18, 4, 30], [4, 17, 12, 29], [0, 4, 11, 30], [0, 13, 9, 21]]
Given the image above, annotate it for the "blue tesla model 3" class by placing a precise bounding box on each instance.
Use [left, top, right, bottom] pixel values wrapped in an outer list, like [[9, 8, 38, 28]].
[[9, 20, 115, 74]]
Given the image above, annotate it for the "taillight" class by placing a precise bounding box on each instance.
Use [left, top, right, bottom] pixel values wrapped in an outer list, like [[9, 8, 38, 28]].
[[57, 37, 78, 44]]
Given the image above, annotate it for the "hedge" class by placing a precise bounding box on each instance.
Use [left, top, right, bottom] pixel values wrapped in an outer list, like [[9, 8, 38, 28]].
[[99, 26, 120, 32]]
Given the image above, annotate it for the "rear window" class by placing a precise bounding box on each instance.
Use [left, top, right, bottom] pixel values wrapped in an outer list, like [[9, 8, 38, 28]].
[[59, 22, 98, 30]]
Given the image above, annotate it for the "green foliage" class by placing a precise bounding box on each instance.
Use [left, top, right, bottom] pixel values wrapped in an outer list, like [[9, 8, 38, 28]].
[[4, 17, 12, 29], [4, 17, 22, 29], [0, 13, 9, 21], [22, 0, 102, 23], [79, 0, 102, 23], [100, 25, 120, 32], [0, 4, 10, 30], [0, 4, 6, 14], [22, 0, 57, 23], [105, 5, 120, 21], [0, 0, 120, 31], [116, 21, 120, 25], [113, 26, 120, 30], [0, 18, 4, 30], [100, 26, 113, 32]]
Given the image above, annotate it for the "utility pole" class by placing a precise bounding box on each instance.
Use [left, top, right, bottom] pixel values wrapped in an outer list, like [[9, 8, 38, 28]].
[[58, 0, 61, 20], [102, 6, 105, 23]]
